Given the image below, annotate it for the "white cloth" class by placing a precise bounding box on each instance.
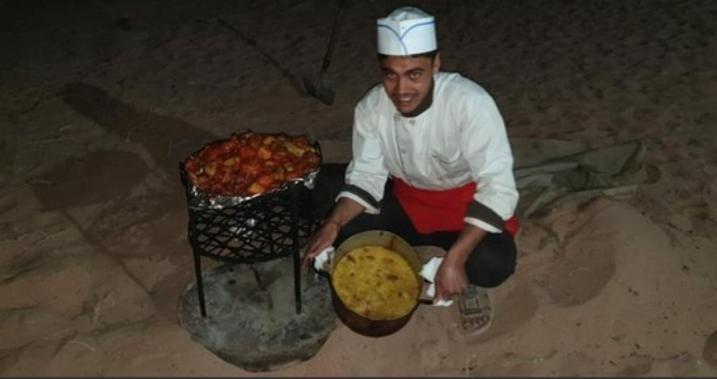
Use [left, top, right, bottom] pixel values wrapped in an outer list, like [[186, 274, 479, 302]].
[[312, 246, 335, 272], [313, 248, 452, 307], [419, 257, 453, 306], [337, 72, 519, 233], [377, 7, 436, 56]]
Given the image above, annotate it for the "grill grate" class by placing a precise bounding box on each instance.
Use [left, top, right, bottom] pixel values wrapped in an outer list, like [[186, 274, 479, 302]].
[[180, 164, 320, 317]]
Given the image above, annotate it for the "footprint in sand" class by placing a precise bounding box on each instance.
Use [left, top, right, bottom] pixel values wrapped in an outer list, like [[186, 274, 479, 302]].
[[704, 330, 717, 369], [544, 229, 616, 307], [668, 352, 705, 376], [618, 354, 653, 376], [466, 285, 539, 343]]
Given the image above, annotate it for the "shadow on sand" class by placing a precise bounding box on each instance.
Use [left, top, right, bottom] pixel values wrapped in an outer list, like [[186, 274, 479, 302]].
[[32, 82, 215, 210]]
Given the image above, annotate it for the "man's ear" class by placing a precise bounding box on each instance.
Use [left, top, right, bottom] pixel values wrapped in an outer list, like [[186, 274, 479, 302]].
[[433, 53, 441, 73]]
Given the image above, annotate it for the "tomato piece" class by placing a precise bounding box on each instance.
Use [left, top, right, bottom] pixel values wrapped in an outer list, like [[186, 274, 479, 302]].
[[247, 182, 265, 195], [223, 157, 238, 167], [257, 146, 272, 160], [240, 162, 261, 177], [204, 162, 218, 177], [272, 168, 286, 182], [239, 146, 256, 159], [255, 174, 274, 188], [284, 141, 305, 157], [272, 150, 288, 160]]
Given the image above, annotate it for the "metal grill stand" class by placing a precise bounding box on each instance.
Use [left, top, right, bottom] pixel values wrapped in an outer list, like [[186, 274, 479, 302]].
[[181, 168, 319, 317]]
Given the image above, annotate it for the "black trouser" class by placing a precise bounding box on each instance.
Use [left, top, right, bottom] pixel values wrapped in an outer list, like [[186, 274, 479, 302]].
[[310, 163, 517, 288]]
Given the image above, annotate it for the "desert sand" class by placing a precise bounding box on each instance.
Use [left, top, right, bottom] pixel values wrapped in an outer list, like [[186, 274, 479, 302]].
[[1, 0, 716, 376]]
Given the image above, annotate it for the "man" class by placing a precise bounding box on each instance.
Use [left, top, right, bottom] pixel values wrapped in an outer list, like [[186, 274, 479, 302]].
[[302, 6, 519, 334]]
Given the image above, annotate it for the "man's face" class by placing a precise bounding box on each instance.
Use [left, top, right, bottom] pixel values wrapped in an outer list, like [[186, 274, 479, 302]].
[[380, 54, 440, 114]]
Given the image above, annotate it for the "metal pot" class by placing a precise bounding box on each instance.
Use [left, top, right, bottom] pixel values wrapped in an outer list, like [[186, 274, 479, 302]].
[[322, 230, 431, 337]]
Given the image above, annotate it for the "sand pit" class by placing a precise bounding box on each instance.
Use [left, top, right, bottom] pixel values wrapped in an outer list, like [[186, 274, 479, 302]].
[[177, 261, 336, 372]]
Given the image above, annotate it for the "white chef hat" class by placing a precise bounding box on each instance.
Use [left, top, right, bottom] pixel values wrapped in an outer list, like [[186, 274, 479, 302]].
[[377, 6, 437, 56]]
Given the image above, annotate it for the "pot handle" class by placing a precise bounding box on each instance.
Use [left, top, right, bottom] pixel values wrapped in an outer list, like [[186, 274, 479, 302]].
[[312, 264, 331, 279], [417, 279, 454, 307], [417, 280, 435, 305]]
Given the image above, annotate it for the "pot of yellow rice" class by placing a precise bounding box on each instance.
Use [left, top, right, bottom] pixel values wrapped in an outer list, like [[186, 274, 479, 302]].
[[327, 230, 429, 337]]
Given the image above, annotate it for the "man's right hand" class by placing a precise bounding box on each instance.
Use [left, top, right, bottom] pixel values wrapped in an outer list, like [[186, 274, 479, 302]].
[[301, 197, 365, 272], [300, 220, 341, 272]]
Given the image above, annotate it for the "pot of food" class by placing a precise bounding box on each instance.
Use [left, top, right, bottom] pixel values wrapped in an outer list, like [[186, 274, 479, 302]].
[[319, 230, 432, 337]]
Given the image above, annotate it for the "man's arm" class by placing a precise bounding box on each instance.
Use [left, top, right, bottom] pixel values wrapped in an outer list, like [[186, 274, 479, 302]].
[[300, 197, 365, 272], [338, 100, 390, 214], [461, 86, 518, 233], [302, 94, 389, 271], [434, 86, 518, 299], [435, 224, 487, 300]]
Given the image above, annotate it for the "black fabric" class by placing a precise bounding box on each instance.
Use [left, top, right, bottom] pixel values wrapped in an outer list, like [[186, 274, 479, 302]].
[[466, 200, 505, 231], [339, 184, 381, 209], [311, 163, 516, 288], [309, 163, 349, 220]]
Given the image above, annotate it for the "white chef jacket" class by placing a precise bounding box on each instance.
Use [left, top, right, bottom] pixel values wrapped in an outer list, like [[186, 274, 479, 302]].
[[337, 72, 518, 233]]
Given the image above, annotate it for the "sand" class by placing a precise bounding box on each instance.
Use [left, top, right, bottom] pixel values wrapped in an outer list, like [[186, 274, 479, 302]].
[[1, 0, 716, 376]]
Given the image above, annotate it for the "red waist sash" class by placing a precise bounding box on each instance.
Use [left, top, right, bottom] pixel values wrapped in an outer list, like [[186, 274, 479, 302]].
[[392, 177, 519, 236]]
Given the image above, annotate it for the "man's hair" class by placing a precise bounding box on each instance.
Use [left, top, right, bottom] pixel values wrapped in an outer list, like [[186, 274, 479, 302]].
[[377, 50, 439, 61]]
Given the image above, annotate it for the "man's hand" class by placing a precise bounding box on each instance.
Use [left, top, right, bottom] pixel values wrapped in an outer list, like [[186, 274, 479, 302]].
[[300, 197, 366, 272], [434, 224, 488, 301], [435, 255, 468, 301], [301, 221, 340, 272]]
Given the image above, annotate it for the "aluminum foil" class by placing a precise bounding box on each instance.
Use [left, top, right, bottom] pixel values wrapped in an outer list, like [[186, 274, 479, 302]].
[[184, 167, 319, 210]]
